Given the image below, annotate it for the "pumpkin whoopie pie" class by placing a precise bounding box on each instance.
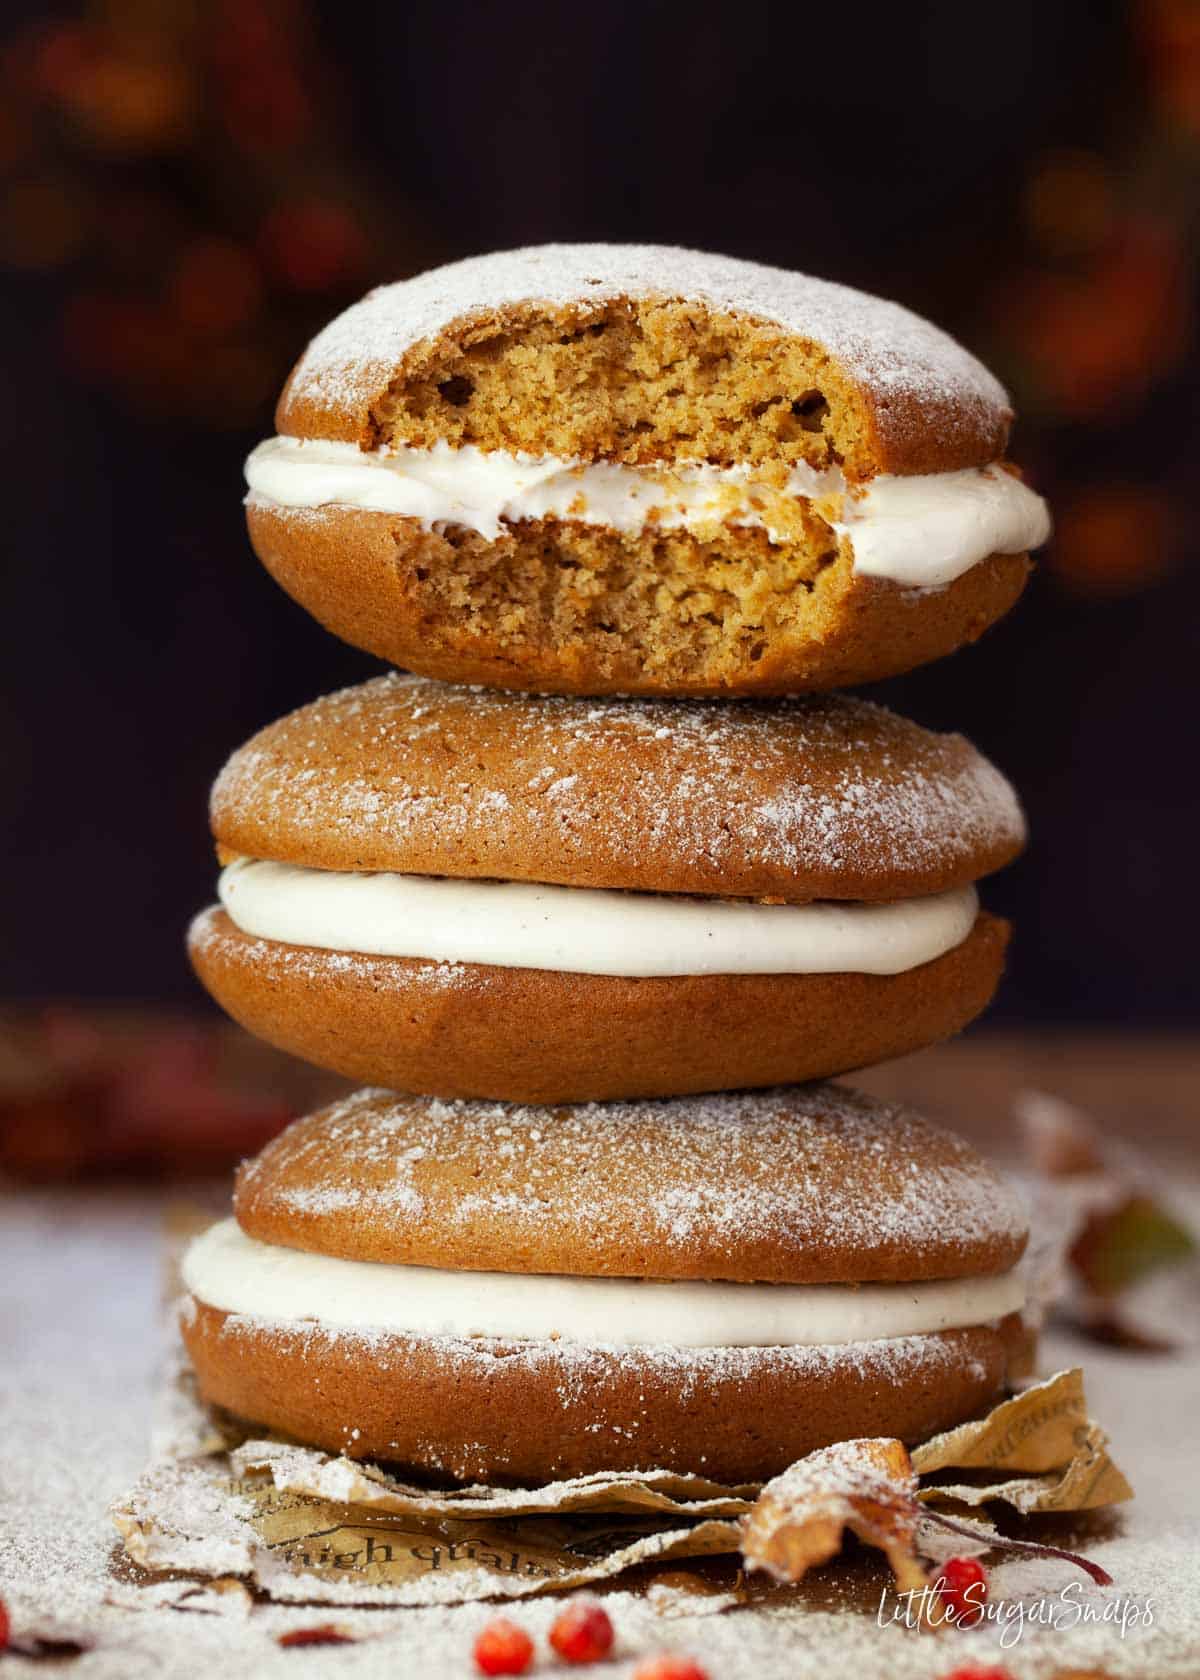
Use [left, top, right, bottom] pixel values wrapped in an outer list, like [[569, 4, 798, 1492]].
[[180, 1083, 1030, 1483], [243, 243, 1049, 697], [189, 673, 1024, 1103]]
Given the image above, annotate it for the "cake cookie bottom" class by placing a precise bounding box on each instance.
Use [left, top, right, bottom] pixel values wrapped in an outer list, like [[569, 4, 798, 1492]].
[[182, 1298, 1020, 1484], [188, 907, 1010, 1102], [247, 501, 1031, 697]]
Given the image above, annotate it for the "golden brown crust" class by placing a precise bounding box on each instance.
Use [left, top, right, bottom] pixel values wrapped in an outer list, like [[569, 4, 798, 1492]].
[[232, 1084, 1028, 1283], [247, 500, 1030, 698], [181, 1298, 1017, 1483], [209, 673, 1025, 902], [188, 907, 1009, 1104]]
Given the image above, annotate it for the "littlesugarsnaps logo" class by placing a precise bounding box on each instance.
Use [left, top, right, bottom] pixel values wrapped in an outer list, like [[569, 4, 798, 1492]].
[[877, 1580, 1155, 1649]]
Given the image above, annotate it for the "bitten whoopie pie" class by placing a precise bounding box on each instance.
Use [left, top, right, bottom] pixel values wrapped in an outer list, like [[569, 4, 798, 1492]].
[[180, 1083, 1031, 1484], [189, 674, 1024, 1103], [244, 244, 1049, 697]]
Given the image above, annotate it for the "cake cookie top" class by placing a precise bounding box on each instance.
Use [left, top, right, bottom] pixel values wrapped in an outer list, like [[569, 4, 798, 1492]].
[[211, 674, 1025, 902], [275, 243, 1012, 479], [233, 1083, 1029, 1285]]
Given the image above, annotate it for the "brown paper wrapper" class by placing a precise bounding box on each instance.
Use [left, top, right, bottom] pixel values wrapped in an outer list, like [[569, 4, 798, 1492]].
[[231, 1438, 757, 1521], [111, 1351, 1130, 1607], [112, 1457, 743, 1607], [913, 1368, 1134, 1513]]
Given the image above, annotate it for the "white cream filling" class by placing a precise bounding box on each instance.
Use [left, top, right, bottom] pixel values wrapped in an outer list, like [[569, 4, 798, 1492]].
[[185, 1219, 1025, 1348], [245, 435, 1049, 589], [218, 859, 978, 978]]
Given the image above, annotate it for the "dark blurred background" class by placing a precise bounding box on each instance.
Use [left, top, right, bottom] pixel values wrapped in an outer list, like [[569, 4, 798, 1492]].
[[2, 0, 1198, 1031]]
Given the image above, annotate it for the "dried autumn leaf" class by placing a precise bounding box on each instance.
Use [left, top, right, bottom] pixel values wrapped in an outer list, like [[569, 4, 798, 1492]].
[[277, 1624, 354, 1647], [741, 1438, 927, 1595], [1017, 1091, 1195, 1295], [5, 1631, 95, 1660], [1070, 1309, 1177, 1353], [1070, 1194, 1194, 1298], [1017, 1089, 1108, 1177]]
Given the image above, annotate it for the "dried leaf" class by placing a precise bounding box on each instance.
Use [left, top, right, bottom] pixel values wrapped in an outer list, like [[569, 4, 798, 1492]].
[[1070, 1194, 1194, 1297], [1017, 1089, 1108, 1176], [6, 1629, 94, 1661], [1017, 1091, 1195, 1306], [277, 1624, 354, 1647], [1070, 1307, 1179, 1354], [741, 1438, 927, 1595]]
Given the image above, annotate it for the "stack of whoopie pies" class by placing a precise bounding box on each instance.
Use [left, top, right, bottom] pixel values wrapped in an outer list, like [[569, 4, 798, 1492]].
[[182, 245, 1049, 1484]]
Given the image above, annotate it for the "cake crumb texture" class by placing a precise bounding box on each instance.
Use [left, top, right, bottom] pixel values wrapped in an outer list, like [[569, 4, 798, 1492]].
[[247, 501, 1030, 696], [276, 244, 1012, 480]]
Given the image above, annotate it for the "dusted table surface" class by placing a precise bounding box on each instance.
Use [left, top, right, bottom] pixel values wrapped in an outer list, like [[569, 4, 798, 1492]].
[[2, 1033, 1198, 1678]]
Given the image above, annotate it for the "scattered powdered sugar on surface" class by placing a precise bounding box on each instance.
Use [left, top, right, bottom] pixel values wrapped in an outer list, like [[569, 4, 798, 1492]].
[[284, 243, 1010, 430], [212, 672, 1025, 890], [237, 1083, 1029, 1275], [116, 1462, 260, 1579]]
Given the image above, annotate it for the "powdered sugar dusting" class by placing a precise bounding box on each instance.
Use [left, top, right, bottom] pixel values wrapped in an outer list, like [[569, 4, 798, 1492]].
[[234, 1083, 1029, 1282], [189, 908, 470, 991], [284, 243, 1010, 439], [211, 673, 1025, 897], [272, 1180, 426, 1220], [758, 1436, 919, 1507], [214, 1308, 980, 1400]]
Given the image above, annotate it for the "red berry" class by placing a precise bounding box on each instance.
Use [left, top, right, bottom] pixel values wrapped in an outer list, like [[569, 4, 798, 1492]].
[[474, 1618, 534, 1676], [0, 1597, 9, 1651], [940, 1666, 1013, 1680], [933, 1554, 989, 1627], [631, 1659, 710, 1680], [548, 1598, 614, 1664]]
